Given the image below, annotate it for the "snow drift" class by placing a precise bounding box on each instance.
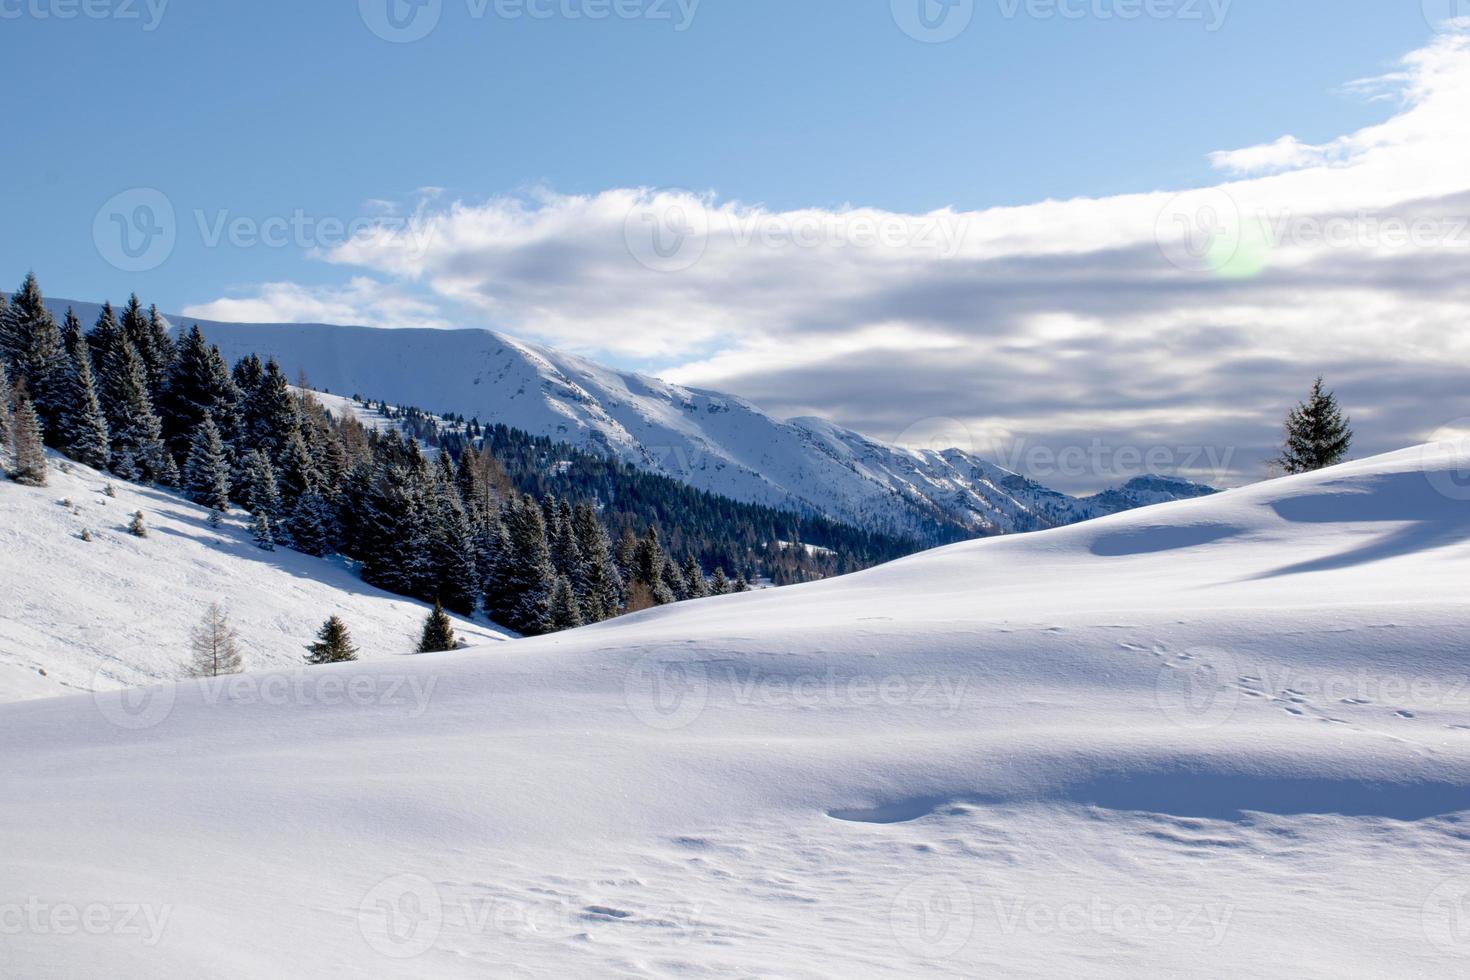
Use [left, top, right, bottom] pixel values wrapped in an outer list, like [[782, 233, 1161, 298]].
[[1, 440, 1468, 978]]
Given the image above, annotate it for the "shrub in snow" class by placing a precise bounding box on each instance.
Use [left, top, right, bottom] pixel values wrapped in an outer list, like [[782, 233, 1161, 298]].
[[305, 616, 358, 664], [185, 603, 244, 677], [128, 511, 147, 538]]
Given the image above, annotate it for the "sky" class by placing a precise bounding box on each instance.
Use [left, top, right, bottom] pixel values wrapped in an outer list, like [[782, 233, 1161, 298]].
[[4, 1, 1469, 490]]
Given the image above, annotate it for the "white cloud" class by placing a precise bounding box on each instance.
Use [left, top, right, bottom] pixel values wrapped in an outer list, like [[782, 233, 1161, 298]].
[[187, 33, 1470, 488]]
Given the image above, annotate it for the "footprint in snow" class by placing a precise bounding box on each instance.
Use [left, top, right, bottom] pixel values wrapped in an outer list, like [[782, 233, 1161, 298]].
[[1395, 710, 1417, 720]]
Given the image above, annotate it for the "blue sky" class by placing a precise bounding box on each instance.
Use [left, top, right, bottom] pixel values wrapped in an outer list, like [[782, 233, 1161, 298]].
[[5, 1, 1469, 490], [2, 0, 1430, 309]]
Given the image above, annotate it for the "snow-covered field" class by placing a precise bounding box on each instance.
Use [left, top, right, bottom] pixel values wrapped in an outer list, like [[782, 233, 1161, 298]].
[[0, 454, 509, 703], [2, 441, 1469, 978]]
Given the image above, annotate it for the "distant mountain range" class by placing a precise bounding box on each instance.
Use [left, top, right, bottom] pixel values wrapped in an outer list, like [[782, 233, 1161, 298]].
[[51, 300, 1216, 541]]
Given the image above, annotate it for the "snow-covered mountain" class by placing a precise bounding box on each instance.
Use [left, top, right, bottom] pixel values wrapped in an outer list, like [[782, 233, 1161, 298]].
[[0, 452, 509, 703], [52, 301, 1215, 540], [2, 443, 1466, 977]]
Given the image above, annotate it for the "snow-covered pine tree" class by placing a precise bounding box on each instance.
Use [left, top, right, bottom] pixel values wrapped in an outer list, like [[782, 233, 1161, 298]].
[[710, 566, 731, 595], [185, 603, 244, 677], [251, 509, 276, 551], [57, 310, 110, 469], [417, 598, 457, 653], [549, 574, 584, 630], [241, 358, 298, 461], [571, 502, 622, 622], [305, 615, 358, 664], [118, 295, 172, 400], [286, 490, 333, 556], [733, 575, 751, 593], [430, 469, 479, 616], [682, 554, 708, 599], [3, 275, 69, 443], [9, 396, 47, 486], [497, 494, 557, 635], [241, 449, 282, 521], [160, 325, 242, 464], [634, 526, 676, 606], [128, 510, 147, 537], [95, 320, 174, 485], [1276, 377, 1352, 475], [0, 369, 13, 459], [183, 414, 232, 511]]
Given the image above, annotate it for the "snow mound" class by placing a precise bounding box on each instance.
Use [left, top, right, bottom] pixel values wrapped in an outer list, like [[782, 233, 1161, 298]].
[[2, 442, 1468, 977]]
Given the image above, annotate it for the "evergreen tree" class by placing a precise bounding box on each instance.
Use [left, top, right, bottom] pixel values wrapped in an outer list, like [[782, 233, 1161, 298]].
[[56, 311, 110, 468], [430, 469, 479, 616], [183, 414, 232, 511], [549, 575, 584, 630], [9, 396, 46, 486], [286, 490, 334, 557], [633, 526, 676, 606], [0, 369, 13, 461], [710, 567, 731, 596], [161, 325, 241, 463], [118, 294, 172, 399], [492, 495, 558, 635], [103, 339, 174, 485], [251, 509, 276, 551], [305, 615, 358, 664], [682, 554, 708, 599], [571, 502, 622, 622], [1276, 377, 1352, 475], [4, 274, 68, 440], [417, 598, 457, 653], [240, 449, 282, 520], [186, 603, 244, 677], [128, 510, 148, 538], [241, 358, 298, 461], [733, 575, 751, 593]]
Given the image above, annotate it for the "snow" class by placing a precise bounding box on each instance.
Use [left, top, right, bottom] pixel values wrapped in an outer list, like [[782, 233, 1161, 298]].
[[48, 301, 1213, 538], [2, 440, 1469, 977], [0, 453, 510, 703]]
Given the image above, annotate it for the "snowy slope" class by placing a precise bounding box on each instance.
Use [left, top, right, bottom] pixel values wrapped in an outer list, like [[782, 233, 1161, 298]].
[[0, 453, 510, 703], [2, 442, 1467, 977], [51, 301, 1213, 539]]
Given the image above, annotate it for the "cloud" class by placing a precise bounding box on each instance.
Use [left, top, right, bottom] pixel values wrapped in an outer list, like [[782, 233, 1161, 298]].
[[187, 33, 1470, 491]]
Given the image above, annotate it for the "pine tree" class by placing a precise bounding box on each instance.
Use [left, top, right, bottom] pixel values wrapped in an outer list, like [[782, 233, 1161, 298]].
[[733, 575, 751, 593], [4, 274, 69, 441], [57, 311, 110, 468], [97, 326, 173, 485], [128, 510, 147, 538], [417, 598, 457, 653], [305, 615, 358, 664], [492, 495, 558, 635], [119, 295, 172, 400], [1277, 377, 1352, 475], [710, 567, 731, 596], [241, 450, 282, 521], [252, 509, 276, 551], [241, 358, 298, 461], [430, 471, 479, 616], [0, 369, 13, 463], [682, 554, 708, 599], [634, 526, 676, 606], [182, 414, 231, 511], [286, 490, 333, 557], [161, 325, 241, 464], [549, 574, 584, 630], [185, 603, 244, 677], [9, 396, 46, 486], [570, 502, 622, 622]]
